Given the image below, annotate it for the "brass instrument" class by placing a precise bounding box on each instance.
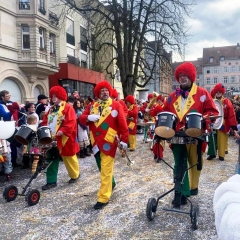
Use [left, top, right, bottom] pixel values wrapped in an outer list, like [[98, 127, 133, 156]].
[[144, 92, 159, 121]]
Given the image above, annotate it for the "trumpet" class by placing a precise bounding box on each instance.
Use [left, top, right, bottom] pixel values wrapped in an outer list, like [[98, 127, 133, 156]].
[[116, 138, 135, 166]]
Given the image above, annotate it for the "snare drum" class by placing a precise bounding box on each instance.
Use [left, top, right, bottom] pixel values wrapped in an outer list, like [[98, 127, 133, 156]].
[[14, 125, 36, 145], [155, 112, 177, 138], [37, 126, 52, 144], [185, 112, 203, 137], [168, 136, 196, 145], [6, 127, 22, 147]]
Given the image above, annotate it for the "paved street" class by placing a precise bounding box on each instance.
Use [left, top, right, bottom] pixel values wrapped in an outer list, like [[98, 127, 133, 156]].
[[0, 135, 238, 240]]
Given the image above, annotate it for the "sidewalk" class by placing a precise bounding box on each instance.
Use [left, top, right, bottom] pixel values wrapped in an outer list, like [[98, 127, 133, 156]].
[[0, 135, 238, 240]]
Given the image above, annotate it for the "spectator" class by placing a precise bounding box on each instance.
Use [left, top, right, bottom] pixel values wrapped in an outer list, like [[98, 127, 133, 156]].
[[35, 94, 48, 117]]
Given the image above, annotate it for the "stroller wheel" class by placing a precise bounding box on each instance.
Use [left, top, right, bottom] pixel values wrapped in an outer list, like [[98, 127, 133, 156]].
[[3, 185, 18, 202], [26, 189, 40, 206], [146, 198, 157, 221], [190, 204, 199, 230]]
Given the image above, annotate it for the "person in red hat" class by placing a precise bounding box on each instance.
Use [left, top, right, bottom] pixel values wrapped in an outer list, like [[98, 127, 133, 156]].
[[79, 80, 128, 210], [111, 88, 128, 117], [207, 83, 237, 161], [125, 95, 138, 151], [41, 86, 80, 190], [163, 62, 218, 207]]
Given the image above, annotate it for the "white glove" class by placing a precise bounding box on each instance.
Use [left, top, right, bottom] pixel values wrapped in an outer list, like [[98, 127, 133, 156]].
[[120, 141, 128, 150], [145, 108, 150, 113], [87, 114, 100, 122]]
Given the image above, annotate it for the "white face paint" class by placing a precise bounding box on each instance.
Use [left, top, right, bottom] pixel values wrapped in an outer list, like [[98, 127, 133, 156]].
[[216, 91, 222, 98], [179, 76, 190, 85], [52, 95, 61, 105]]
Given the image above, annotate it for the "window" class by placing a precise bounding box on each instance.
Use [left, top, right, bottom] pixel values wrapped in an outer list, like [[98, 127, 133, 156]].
[[206, 78, 210, 84], [230, 76, 236, 83], [223, 67, 228, 72], [38, 0, 46, 14], [67, 46, 75, 56], [49, 33, 55, 54], [223, 77, 228, 83], [39, 28, 45, 49], [80, 26, 87, 52], [66, 18, 75, 46], [213, 68, 218, 73], [206, 69, 211, 74], [22, 25, 30, 49], [19, 0, 30, 10], [220, 56, 225, 61], [230, 66, 235, 72], [209, 57, 214, 63], [213, 77, 218, 84], [81, 52, 87, 68]]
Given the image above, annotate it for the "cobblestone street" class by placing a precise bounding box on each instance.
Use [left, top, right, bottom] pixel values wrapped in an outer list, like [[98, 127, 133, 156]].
[[1, 135, 238, 240]]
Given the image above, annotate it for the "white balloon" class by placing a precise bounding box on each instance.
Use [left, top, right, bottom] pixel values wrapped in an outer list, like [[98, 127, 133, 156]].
[[0, 121, 15, 139]]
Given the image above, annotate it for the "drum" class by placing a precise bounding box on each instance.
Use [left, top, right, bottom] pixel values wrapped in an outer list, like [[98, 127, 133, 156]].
[[155, 112, 177, 138], [6, 127, 22, 147], [37, 126, 52, 144], [168, 136, 197, 145], [185, 112, 203, 137], [14, 125, 36, 145]]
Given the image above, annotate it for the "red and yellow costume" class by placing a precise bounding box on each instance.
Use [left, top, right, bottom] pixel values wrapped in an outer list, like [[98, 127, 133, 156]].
[[79, 81, 128, 205], [207, 83, 237, 159], [42, 86, 80, 185], [164, 62, 219, 196], [125, 95, 138, 150], [111, 88, 128, 117]]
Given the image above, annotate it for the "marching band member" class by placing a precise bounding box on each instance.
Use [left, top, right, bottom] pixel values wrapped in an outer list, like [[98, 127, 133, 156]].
[[125, 95, 138, 151], [111, 88, 128, 117], [41, 86, 80, 190], [149, 95, 164, 162], [207, 83, 237, 161], [0, 139, 12, 181], [163, 62, 218, 206], [79, 81, 128, 210]]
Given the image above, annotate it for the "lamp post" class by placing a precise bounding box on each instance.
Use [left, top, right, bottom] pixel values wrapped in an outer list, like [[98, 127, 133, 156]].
[[154, 0, 157, 92]]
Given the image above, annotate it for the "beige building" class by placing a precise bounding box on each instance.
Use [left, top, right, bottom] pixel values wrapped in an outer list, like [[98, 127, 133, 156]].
[[0, 0, 59, 103]]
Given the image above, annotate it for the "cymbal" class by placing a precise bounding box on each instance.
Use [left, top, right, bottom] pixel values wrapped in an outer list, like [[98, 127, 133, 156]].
[[204, 115, 223, 120]]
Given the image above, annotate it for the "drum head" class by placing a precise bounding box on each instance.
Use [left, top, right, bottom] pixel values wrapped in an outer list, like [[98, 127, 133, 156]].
[[155, 126, 175, 138], [185, 128, 202, 138]]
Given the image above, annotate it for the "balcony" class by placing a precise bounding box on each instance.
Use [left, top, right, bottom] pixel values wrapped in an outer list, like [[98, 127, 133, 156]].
[[66, 33, 75, 46], [67, 55, 80, 66], [49, 10, 59, 26], [19, 1, 30, 10], [38, 6, 46, 15]]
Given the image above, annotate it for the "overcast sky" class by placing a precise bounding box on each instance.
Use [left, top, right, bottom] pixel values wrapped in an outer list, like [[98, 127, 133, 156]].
[[173, 0, 240, 62]]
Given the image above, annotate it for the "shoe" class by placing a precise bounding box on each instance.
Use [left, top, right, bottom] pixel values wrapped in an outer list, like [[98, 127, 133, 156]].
[[93, 201, 109, 210], [207, 155, 216, 160], [129, 149, 135, 151], [154, 155, 157, 160], [156, 158, 162, 163], [42, 183, 57, 190], [5, 174, 11, 181], [225, 151, 228, 154], [112, 182, 116, 190], [190, 188, 198, 196], [12, 163, 21, 168], [69, 174, 80, 184], [79, 150, 85, 158], [84, 148, 91, 157], [172, 194, 187, 207], [219, 156, 224, 161]]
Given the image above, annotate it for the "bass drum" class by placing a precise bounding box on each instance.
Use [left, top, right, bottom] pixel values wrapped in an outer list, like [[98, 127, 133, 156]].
[[213, 99, 223, 129]]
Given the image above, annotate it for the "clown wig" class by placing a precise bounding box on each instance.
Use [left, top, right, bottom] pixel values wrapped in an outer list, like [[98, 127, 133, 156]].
[[111, 88, 118, 99], [148, 93, 154, 100], [125, 95, 135, 105], [174, 62, 197, 83], [213, 83, 226, 95], [50, 86, 67, 101], [94, 80, 113, 98]]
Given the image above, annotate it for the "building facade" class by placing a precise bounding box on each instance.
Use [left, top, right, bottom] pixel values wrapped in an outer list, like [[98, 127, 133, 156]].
[[0, 0, 59, 103]]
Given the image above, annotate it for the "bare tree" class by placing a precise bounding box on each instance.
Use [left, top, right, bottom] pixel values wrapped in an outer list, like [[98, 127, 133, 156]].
[[61, 0, 195, 97]]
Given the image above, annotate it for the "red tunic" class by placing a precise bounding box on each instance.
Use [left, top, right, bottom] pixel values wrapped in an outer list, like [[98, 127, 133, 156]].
[[42, 102, 79, 156], [79, 98, 128, 158], [127, 104, 138, 135]]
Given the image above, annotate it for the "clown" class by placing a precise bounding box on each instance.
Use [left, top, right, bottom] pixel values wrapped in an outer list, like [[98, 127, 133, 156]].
[[41, 86, 80, 190], [125, 95, 138, 151], [207, 83, 237, 161], [111, 88, 128, 117], [79, 80, 128, 210], [163, 62, 218, 207]]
